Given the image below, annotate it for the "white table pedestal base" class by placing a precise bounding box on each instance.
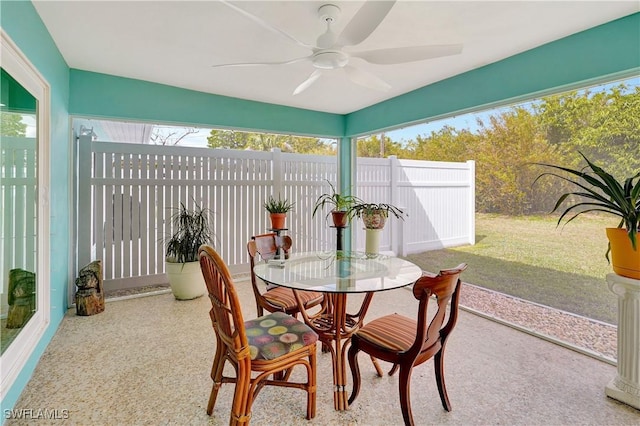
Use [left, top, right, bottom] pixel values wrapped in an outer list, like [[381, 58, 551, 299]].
[[365, 228, 382, 255], [605, 273, 640, 410]]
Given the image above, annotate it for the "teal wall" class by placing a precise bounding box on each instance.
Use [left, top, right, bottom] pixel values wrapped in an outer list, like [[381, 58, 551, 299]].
[[345, 12, 640, 136], [69, 70, 345, 138], [0, 0, 71, 414]]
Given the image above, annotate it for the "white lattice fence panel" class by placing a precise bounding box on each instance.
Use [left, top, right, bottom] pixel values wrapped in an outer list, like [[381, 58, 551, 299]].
[[281, 153, 338, 252], [78, 141, 473, 291], [1, 137, 37, 298]]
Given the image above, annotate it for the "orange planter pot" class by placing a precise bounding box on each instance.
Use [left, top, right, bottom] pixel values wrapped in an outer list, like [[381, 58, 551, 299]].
[[606, 228, 640, 280], [331, 211, 349, 227], [269, 213, 286, 230]]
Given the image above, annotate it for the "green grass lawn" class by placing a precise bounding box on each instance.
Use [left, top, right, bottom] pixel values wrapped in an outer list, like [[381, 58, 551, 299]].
[[406, 213, 620, 325]]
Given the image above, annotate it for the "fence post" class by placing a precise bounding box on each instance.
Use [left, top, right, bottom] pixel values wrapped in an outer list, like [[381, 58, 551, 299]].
[[271, 148, 282, 196], [389, 155, 399, 254], [77, 135, 93, 270], [398, 213, 406, 257], [467, 160, 476, 245]]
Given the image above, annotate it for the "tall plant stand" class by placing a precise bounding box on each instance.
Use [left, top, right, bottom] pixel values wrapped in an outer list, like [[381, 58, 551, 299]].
[[268, 227, 288, 259], [331, 225, 347, 251], [605, 273, 640, 410], [364, 228, 382, 254]]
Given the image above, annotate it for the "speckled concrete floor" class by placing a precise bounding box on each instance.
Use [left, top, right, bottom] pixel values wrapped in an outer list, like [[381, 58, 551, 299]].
[[8, 278, 639, 425]]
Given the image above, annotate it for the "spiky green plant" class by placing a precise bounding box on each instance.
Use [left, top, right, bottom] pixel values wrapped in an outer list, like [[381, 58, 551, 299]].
[[534, 152, 640, 261], [263, 195, 294, 213], [165, 202, 215, 263]]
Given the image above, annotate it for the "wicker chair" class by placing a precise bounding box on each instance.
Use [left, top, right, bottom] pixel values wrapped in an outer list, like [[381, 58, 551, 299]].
[[347, 263, 467, 426], [199, 245, 318, 425], [247, 233, 324, 317]]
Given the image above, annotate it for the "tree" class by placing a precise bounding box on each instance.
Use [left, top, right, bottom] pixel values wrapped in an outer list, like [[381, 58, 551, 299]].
[[357, 134, 409, 158], [411, 125, 477, 161], [535, 83, 640, 180], [150, 127, 199, 145], [472, 108, 562, 214], [392, 80, 639, 215], [405, 109, 564, 215], [0, 112, 27, 137], [207, 129, 335, 155], [207, 129, 250, 150]]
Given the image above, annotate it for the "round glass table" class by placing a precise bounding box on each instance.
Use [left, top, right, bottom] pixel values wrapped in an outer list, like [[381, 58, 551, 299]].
[[253, 251, 422, 410]]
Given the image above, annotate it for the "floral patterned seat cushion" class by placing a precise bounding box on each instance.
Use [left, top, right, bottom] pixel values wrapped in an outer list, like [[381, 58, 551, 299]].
[[244, 311, 319, 361]]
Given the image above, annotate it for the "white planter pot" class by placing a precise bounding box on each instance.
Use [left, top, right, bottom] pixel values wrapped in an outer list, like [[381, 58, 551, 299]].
[[165, 260, 206, 300], [365, 228, 383, 254], [605, 273, 640, 410]]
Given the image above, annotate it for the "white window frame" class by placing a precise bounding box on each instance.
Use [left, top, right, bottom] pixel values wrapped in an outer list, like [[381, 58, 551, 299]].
[[0, 29, 51, 400]]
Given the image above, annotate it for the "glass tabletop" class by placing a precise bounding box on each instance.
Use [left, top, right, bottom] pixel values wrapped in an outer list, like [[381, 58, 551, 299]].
[[253, 251, 423, 293]]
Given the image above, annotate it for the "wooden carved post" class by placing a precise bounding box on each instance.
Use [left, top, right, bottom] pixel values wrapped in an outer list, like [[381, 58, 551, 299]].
[[75, 260, 105, 316], [6, 269, 36, 328]]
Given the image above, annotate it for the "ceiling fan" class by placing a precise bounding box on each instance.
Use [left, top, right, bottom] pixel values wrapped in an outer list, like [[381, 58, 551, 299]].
[[214, 0, 463, 95]]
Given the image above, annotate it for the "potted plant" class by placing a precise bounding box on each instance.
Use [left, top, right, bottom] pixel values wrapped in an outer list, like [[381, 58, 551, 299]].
[[351, 202, 405, 230], [312, 180, 362, 227], [351, 202, 405, 254], [264, 194, 294, 229], [534, 152, 639, 279], [164, 201, 215, 300]]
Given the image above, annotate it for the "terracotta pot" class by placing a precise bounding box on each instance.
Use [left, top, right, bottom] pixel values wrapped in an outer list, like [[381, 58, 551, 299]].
[[362, 209, 387, 230], [331, 211, 349, 227], [606, 228, 640, 280], [269, 213, 286, 230]]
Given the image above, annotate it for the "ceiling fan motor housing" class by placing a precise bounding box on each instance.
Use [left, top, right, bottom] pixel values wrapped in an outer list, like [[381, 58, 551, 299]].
[[312, 50, 349, 69]]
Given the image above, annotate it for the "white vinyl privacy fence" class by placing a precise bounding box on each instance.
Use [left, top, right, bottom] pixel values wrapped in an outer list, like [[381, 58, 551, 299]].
[[355, 157, 475, 255], [77, 138, 474, 291], [1, 137, 37, 314]]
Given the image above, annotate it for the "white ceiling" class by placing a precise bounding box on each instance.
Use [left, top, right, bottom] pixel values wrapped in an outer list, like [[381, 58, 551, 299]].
[[33, 1, 639, 115]]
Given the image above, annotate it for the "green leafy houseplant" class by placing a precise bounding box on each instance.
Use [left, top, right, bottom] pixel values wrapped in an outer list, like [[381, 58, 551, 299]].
[[312, 180, 362, 226], [534, 151, 639, 263], [263, 195, 294, 213], [351, 202, 405, 229], [165, 202, 215, 263]]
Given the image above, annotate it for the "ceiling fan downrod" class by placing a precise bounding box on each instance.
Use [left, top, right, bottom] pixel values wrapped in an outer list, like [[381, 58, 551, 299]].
[[316, 4, 341, 49]]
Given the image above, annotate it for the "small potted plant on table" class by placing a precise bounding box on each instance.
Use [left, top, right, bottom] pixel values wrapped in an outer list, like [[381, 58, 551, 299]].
[[264, 194, 294, 230], [351, 202, 405, 254], [164, 201, 215, 300]]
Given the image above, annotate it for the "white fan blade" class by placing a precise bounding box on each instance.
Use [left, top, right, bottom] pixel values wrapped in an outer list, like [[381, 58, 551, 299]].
[[293, 70, 323, 95], [352, 44, 463, 65], [338, 1, 396, 47], [221, 1, 313, 50], [344, 65, 391, 92], [212, 56, 309, 68]]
